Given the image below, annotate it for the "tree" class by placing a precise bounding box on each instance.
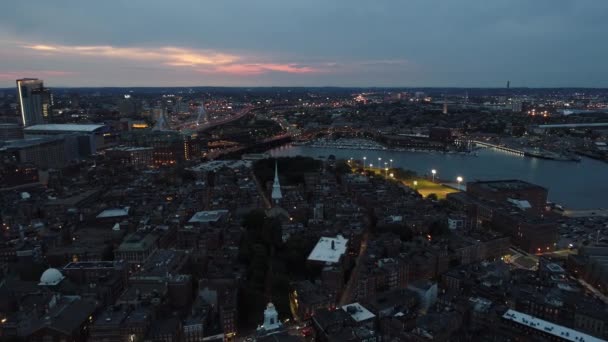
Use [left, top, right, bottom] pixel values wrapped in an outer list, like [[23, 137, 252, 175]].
[[335, 160, 352, 175], [391, 168, 418, 180], [242, 209, 266, 233], [429, 220, 449, 236]]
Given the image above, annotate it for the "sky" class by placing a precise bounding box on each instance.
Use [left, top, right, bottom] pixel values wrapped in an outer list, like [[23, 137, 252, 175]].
[[1, 0, 607, 88]]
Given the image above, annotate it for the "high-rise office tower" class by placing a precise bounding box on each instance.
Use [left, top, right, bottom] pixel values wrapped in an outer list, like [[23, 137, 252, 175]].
[[40, 88, 53, 120], [16, 78, 46, 127]]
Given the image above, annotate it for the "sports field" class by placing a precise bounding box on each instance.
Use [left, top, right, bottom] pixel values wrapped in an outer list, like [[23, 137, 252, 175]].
[[364, 166, 458, 199]]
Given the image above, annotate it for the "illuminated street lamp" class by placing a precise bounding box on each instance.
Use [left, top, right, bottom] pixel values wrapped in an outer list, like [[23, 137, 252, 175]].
[[363, 156, 367, 168], [431, 169, 437, 182], [390, 159, 393, 169], [384, 167, 388, 177], [413, 180, 418, 188], [390, 173, 394, 178], [457, 176, 463, 191]]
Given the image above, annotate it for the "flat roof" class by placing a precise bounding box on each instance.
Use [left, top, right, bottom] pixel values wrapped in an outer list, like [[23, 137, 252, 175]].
[[25, 123, 106, 133], [64, 261, 121, 269], [307, 235, 348, 264], [473, 179, 545, 191], [342, 303, 375, 322], [0, 136, 64, 150], [189, 209, 229, 223], [97, 207, 130, 219], [117, 233, 158, 252], [538, 122, 608, 128], [502, 309, 604, 342], [106, 146, 153, 152]]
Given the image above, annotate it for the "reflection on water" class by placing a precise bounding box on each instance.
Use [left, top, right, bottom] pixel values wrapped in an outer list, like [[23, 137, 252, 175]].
[[268, 144, 608, 210]]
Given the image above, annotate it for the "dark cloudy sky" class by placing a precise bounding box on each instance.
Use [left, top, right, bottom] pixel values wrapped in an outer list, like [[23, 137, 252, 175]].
[[1, 0, 607, 87]]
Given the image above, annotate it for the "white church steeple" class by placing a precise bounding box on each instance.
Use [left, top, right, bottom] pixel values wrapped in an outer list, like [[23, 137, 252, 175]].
[[271, 161, 282, 204], [256, 302, 284, 337]]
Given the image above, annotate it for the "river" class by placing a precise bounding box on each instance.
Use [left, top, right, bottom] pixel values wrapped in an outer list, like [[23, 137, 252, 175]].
[[268, 144, 608, 210]]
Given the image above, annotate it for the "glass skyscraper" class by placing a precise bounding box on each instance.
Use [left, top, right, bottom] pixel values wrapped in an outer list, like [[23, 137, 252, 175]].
[[16, 78, 48, 127]]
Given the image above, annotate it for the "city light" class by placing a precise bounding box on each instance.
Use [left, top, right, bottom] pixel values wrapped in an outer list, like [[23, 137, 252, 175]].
[[431, 169, 436, 182]]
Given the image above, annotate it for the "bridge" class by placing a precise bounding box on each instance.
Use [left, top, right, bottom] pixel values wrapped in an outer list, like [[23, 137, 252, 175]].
[[458, 139, 525, 156], [206, 133, 292, 159], [175, 106, 253, 132]]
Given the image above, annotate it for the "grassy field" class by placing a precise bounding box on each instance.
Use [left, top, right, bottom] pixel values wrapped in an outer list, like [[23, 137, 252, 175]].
[[402, 178, 458, 199], [363, 166, 458, 199]]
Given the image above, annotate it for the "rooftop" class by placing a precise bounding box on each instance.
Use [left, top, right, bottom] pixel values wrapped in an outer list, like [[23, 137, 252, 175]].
[[117, 233, 158, 252], [97, 207, 130, 219], [0, 136, 64, 150], [342, 303, 376, 322], [503, 309, 604, 342], [471, 179, 546, 192], [24, 123, 106, 133], [106, 146, 153, 152], [64, 261, 122, 270], [189, 209, 229, 223], [307, 235, 348, 264]]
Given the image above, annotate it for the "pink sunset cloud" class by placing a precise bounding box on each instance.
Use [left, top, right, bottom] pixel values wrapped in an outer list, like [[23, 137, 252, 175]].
[[21, 43, 323, 76], [210, 63, 320, 75]]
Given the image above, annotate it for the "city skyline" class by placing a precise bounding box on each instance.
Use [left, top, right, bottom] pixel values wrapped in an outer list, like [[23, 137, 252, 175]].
[[1, 0, 608, 88]]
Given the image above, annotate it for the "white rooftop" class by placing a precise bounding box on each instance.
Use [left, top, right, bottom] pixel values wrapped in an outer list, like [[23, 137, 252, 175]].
[[97, 207, 130, 219], [25, 124, 106, 133], [508, 198, 532, 210], [189, 210, 229, 223], [502, 309, 604, 342], [342, 303, 375, 322], [307, 235, 348, 264]]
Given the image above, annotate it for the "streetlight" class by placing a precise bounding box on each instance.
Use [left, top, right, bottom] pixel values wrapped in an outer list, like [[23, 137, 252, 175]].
[[390, 159, 393, 169], [363, 156, 366, 168], [385, 167, 388, 177], [456, 176, 463, 191], [369, 163, 373, 168], [431, 169, 436, 182], [378, 157, 382, 168], [413, 180, 418, 188]]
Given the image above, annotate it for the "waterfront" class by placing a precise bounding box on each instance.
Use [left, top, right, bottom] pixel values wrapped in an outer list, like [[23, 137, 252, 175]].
[[269, 144, 608, 210]]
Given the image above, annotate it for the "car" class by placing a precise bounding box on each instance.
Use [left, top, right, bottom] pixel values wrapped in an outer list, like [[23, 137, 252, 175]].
[[301, 327, 313, 337]]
